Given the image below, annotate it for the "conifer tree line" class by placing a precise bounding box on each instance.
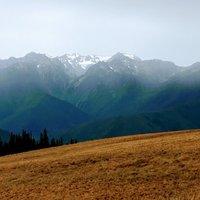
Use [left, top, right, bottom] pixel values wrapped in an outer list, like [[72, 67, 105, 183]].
[[0, 129, 64, 156]]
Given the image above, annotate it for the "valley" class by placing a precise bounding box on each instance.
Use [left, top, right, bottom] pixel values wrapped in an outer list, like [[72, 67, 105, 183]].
[[1, 1, 199, 199], [0, 52, 200, 141]]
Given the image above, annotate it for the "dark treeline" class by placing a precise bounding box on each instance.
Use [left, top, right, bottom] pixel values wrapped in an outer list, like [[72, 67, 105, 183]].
[[0, 129, 64, 157]]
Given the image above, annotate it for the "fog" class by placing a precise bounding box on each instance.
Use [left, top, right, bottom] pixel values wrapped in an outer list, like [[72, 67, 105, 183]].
[[0, 0, 200, 65]]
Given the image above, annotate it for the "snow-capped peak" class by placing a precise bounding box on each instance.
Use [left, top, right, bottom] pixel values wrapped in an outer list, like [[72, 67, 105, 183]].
[[59, 53, 110, 70], [58, 52, 141, 77], [66, 53, 81, 60], [109, 52, 141, 61], [123, 53, 140, 60]]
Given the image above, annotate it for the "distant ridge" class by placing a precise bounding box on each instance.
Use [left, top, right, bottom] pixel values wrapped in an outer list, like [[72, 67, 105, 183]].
[[0, 52, 199, 139]]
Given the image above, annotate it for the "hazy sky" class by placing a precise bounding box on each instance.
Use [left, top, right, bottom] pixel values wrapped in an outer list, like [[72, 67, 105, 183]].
[[0, 0, 200, 65]]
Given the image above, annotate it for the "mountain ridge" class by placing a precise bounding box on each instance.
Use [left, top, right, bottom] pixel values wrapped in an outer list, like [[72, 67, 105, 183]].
[[0, 52, 200, 139]]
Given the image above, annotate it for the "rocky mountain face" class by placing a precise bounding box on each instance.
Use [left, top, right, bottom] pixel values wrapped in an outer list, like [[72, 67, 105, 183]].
[[0, 51, 187, 93], [58, 53, 110, 77], [0, 51, 200, 139], [70, 52, 184, 90]]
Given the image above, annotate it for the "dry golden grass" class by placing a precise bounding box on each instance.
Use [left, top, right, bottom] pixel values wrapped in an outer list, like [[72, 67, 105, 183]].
[[1, 130, 200, 199]]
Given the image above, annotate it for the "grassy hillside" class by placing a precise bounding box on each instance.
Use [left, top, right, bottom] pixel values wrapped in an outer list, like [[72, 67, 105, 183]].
[[66, 100, 200, 141], [65, 81, 200, 120], [0, 92, 91, 136], [1, 130, 200, 199]]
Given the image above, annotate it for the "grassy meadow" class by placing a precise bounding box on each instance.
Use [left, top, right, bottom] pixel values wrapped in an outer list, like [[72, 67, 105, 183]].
[[1, 130, 200, 199]]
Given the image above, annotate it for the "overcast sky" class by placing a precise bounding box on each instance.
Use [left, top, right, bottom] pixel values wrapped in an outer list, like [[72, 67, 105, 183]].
[[0, 0, 200, 65]]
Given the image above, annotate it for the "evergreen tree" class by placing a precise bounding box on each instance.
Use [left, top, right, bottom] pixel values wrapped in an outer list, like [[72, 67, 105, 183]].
[[50, 138, 56, 146], [0, 137, 3, 155], [43, 129, 49, 147], [0, 129, 65, 157], [70, 138, 78, 144], [39, 129, 49, 148], [39, 132, 44, 148], [59, 137, 63, 145]]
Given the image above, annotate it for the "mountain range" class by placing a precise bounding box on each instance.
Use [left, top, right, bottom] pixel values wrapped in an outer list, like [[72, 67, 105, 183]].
[[0, 52, 200, 141]]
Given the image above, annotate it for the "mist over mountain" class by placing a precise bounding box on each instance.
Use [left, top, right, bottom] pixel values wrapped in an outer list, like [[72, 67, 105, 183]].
[[0, 52, 199, 140], [58, 53, 110, 77]]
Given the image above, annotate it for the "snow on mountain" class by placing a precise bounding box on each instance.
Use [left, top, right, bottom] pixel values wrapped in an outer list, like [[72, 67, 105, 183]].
[[123, 53, 141, 61], [103, 52, 141, 75], [59, 53, 110, 70], [58, 52, 143, 76], [0, 52, 139, 77], [108, 52, 141, 62]]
